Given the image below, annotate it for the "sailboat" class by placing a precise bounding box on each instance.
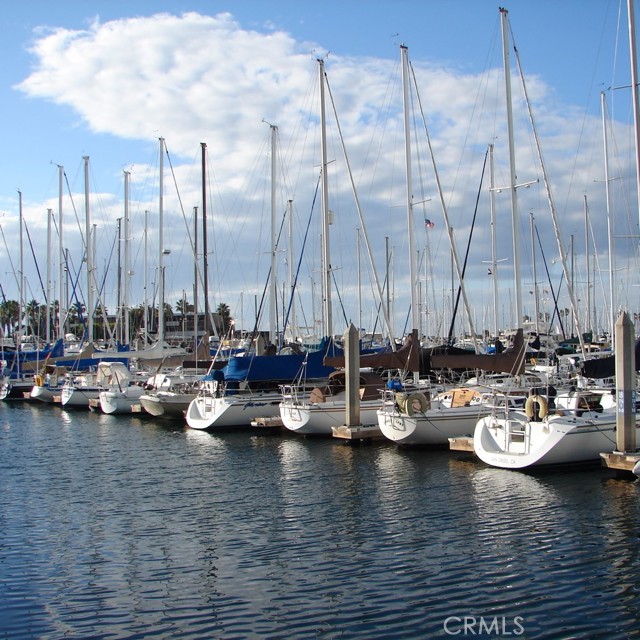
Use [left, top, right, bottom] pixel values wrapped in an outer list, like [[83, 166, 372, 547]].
[[474, 5, 640, 469], [138, 373, 201, 418], [473, 388, 637, 468], [278, 330, 418, 436], [97, 361, 148, 414], [374, 43, 532, 446], [185, 337, 337, 429]]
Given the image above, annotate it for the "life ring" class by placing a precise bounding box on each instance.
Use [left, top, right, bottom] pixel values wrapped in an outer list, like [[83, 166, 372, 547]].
[[35, 375, 44, 387], [525, 394, 548, 421], [403, 391, 430, 416]]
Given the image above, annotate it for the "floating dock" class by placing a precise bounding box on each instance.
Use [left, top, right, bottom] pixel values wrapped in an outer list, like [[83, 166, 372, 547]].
[[332, 424, 384, 440], [449, 436, 475, 452]]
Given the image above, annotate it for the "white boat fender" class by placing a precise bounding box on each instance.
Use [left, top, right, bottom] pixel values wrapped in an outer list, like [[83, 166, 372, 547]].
[[633, 460, 640, 477], [525, 394, 548, 421], [403, 391, 430, 416]]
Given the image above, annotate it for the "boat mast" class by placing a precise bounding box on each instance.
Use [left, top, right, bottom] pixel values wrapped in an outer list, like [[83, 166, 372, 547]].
[[584, 195, 592, 336], [123, 170, 131, 346], [628, 0, 640, 232], [530, 211, 539, 335], [57, 165, 64, 341], [201, 142, 212, 338], [116, 217, 122, 344], [83, 156, 93, 343], [406, 44, 479, 348], [287, 198, 296, 342], [500, 7, 523, 330], [269, 124, 277, 346], [489, 143, 499, 337], [18, 190, 24, 364], [158, 138, 165, 343], [46, 207, 52, 344], [509, 10, 584, 352], [601, 92, 616, 344], [318, 58, 332, 340], [401, 44, 420, 338], [144, 210, 149, 343], [193, 205, 198, 350]]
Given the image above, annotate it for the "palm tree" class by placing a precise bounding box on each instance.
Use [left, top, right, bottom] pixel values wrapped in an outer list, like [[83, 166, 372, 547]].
[[24, 299, 40, 338], [215, 303, 232, 336], [0, 299, 19, 337]]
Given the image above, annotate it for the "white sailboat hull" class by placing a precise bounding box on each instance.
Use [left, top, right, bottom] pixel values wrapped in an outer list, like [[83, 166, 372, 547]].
[[30, 384, 63, 403], [377, 403, 485, 445], [280, 399, 381, 435], [139, 391, 196, 418], [474, 411, 638, 468], [185, 392, 282, 430], [61, 385, 102, 408], [99, 386, 145, 414]]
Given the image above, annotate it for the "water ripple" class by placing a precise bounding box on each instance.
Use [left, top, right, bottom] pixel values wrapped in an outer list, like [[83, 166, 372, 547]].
[[1, 403, 639, 638]]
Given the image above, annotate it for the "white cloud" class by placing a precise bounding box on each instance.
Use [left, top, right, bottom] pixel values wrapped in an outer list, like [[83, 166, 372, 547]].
[[11, 11, 635, 339]]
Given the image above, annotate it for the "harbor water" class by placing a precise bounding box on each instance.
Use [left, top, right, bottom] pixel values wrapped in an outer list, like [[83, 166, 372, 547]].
[[1, 400, 639, 639]]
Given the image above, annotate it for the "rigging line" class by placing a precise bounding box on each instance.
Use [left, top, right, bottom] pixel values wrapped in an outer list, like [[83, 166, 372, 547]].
[[324, 68, 395, 344], [93, 227, 119, 345], [164, 143, 193, 248], [409, 59, 479, 346], [535, 224, 566, 339], [0, 223, 20, 292], [446, 148, 489, 345], [63, 169, 87, 256], [165, 142, 219, 334], [282, 172, 322, 341], [249, 202, 290, 348], [510, 16, 584, 353], [330, 267, 349, 328], [23, 221, 46, 302]]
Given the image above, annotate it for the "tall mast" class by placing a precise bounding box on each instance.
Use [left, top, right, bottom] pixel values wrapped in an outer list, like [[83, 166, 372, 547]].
[[401, 44, 419, 336], [83, 156, 93, 343], [116, 218, 122, 344], [269, 124, 277, 345], [287, 199, 295, 341], [584, 195, 591, 335], [193, 206, 198, 349], [18, 191, 24, 359], [602, 92, 616, 344], [46, 207, 52, 344], [318, 58, 332, 339], [57, 165, 64, 341], [201, 142, 211, 336], [158, 138, 165, 343], [530, 211, 539, 335], [489, 143, 499, 337], [500, 7, 522, 329], [628, 0, 640, 232], [357, 227, 362, 333], [123, 170, 131, 346], [144, 210, 149, 343]]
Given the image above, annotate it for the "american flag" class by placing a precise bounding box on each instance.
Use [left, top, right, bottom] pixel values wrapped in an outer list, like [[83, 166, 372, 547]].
[[424, 218, 435, 229]]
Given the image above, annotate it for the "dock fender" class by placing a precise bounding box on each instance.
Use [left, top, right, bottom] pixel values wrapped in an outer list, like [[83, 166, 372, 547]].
[[35, 375, 43, 387], [525, 394, 548, 421], [404, 391, 430, 416]]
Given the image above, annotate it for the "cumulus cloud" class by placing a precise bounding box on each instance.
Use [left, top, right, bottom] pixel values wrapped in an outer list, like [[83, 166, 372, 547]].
[[13, 11, 632, 338]]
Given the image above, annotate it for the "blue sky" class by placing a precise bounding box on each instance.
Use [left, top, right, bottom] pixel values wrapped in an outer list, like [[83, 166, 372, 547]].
[[0, 1, 637, 340]]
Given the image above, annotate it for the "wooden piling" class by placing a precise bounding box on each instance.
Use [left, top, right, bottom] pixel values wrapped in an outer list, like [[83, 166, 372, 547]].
[[332, 323, 382, 440], [600, 311, 640, 473]]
